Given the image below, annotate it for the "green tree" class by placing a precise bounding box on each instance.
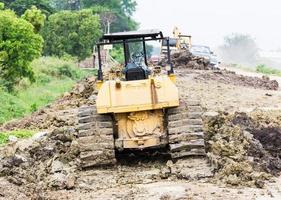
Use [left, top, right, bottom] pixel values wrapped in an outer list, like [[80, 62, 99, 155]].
[[91, 4, 138, 32], [84, 1, 138, 32], [82, 0, 120, 10], [49, 0, 81, 11], [21, 6, 46, 33], [83, 0, 136, 16], [42, 9, 101, 61], [120, 0, 136, 16], [219, 33, 259, 64], [49, 0, 138, 32], [0, 9, 43, 91], [1, 0, 53, 15]]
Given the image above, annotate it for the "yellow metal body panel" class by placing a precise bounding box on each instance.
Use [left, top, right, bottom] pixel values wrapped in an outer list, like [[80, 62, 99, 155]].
[[114, 110, 167, 149], [96, 80, 103, 90], [168, 74, 176, 83], [115, 137, 166, 149], [96, 75, 179, 114]]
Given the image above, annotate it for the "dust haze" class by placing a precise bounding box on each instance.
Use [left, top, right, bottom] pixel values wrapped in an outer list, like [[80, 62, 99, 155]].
[[135, 0, 281, 68]]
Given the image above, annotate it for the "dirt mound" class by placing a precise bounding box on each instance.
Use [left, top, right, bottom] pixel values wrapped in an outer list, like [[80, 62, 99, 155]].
[[160, 50, 213, 70], [0, 127, 213, 198], [1, 110, 281, 199], [195, 70, 279, 90], [252, 127, 281, 157], [0, 128, 79, 198], [0, 77, 97, 131], [204, 111, 281, 187]]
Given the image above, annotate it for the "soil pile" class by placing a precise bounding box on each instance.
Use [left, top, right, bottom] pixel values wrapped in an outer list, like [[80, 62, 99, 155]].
[[196, 70, 279, 90], [0, 109, 281, 199], [204, 111, 281, 187], [0, 127, 213, 198], [160, 50, 213, 70], [0, 128, 79, 199]]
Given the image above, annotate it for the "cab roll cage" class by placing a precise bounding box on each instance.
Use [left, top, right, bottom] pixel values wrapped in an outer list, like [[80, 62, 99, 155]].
[[96, 31, 174, 81]]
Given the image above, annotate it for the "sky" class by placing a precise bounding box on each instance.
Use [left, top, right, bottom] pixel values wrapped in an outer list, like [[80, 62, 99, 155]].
[[134, 0, 281, 51]]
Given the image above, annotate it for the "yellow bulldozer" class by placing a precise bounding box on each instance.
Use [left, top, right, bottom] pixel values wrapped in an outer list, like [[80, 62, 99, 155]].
[[77, 30, 205, 167]]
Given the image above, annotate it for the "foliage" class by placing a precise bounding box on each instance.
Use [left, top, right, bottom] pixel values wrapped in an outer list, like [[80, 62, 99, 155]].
[[0, 2, 4, 9], [83, 0, 136, 16], [50, 0, 137, 17], [0, 129, 36, 145], [49, 0, 81, 10], [110, 46, 125, 63], [0, 9, 43, 91], [219, 33, 259, 65], [22, 6, 46, 33], [91, 5, 110, 14], [0, 57, 95, 124], [1, 0, 53, 16], [120, 0, 137, 16], [42, 9, 101, 61], [91, 1, 139, 32], [256, 64, 281, 76], [110, 10, 138, 32], [110, 42, 153, 64]]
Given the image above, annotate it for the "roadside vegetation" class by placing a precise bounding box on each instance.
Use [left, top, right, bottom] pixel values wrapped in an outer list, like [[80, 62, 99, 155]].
[[256, 64, 281, 76], [0, 129, 37, 145], [0, 57, 95, 125], [227, 63, 281, 77]]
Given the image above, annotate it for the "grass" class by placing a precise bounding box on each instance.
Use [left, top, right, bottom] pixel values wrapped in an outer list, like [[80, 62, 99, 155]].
[[0, 129, 37, 145], [256, 64, 281, 76], [228, 63, 281, 77], [0, 57, 96, 125]]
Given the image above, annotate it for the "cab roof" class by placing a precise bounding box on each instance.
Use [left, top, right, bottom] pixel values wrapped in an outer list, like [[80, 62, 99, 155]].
[[102, 29, 163, 41]]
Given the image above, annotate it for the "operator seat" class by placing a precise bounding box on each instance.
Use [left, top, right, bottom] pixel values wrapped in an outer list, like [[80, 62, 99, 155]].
[[124, 63, 147, 81]]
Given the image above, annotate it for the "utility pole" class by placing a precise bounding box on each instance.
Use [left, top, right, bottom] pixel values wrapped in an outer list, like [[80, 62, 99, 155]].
[[100, 12, 116, 66], [107, 20, 111, 34]]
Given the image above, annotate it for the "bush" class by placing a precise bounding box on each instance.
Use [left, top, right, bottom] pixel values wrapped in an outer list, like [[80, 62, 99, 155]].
[[57, 64, 78, 79], [256, 64, 281, 76], [110, 46, 125, 63], [32, 57, 86, 81], [21, 6, 46, 33], [0, 57, 96, 125]]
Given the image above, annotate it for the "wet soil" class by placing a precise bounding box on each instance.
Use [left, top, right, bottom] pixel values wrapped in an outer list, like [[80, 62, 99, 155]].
[[1, 67, 281, 199]]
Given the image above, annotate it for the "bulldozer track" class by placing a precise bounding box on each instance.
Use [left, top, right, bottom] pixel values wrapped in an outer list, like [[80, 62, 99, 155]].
[[76, 99, 205, 166], [77, 105, 116, 168], [167, 99, 206, 159]]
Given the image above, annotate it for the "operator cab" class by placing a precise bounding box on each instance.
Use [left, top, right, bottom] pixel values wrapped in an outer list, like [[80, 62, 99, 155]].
[[97, 29, 174, 81]]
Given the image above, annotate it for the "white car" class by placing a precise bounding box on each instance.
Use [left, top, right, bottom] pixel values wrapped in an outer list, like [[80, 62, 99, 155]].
[[190, 45, 220, 67]]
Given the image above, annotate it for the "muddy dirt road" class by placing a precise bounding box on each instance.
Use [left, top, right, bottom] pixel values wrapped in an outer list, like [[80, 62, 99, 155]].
[[1, 159, 281, 200], [1, 68, 281, 200], [220, 65, 281, 86], [177, 69, 281, 113]]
